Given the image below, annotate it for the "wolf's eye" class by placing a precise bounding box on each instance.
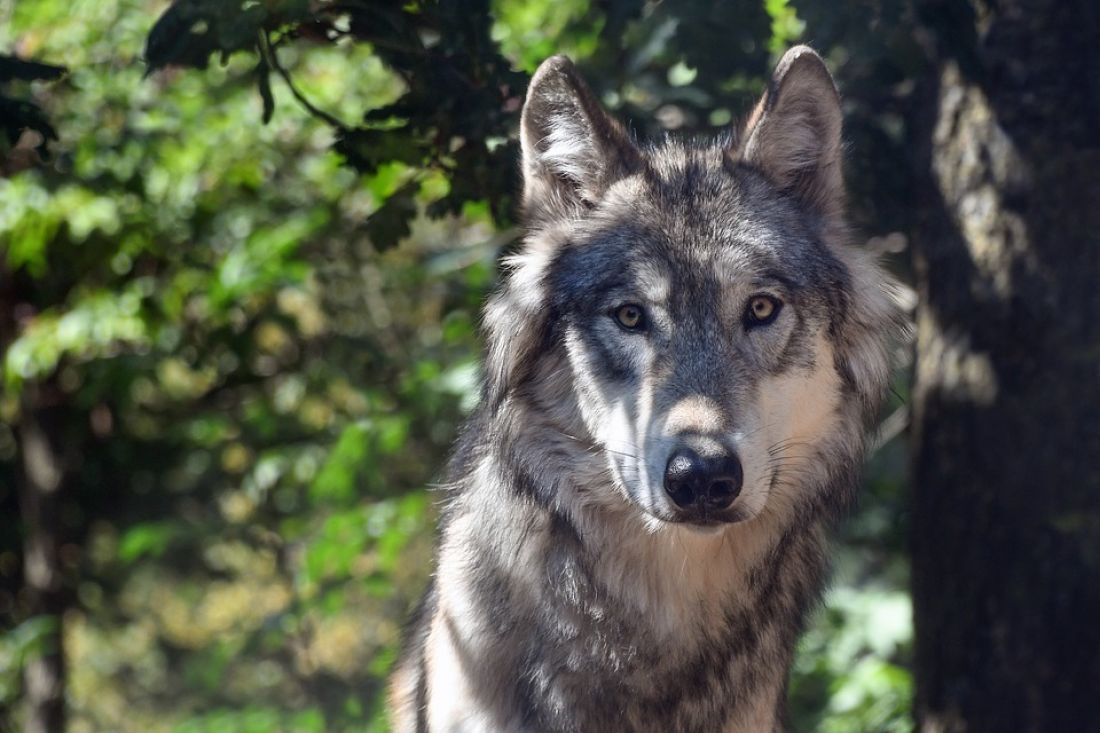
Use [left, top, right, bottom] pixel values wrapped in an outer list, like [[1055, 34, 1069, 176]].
[[613, 304, 646, 331], [744, 295, 782, 327]]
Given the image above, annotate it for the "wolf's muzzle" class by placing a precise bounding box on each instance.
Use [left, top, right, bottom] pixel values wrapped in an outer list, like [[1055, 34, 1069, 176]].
[[663, 447, 743, 518]]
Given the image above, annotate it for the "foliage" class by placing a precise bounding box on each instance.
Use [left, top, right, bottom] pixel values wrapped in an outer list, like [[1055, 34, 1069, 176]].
[[0, 1, 917, 731], [144, 0, 527, 246]]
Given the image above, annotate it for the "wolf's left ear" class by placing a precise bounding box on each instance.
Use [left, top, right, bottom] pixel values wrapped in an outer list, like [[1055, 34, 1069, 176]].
[[739, 46, 844, 219], [521, 56, 640, 223]]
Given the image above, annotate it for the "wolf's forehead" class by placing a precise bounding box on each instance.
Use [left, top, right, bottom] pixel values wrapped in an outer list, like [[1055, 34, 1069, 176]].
[[545, 143, 841, 303], [605, 150, 790, 248], [623, 245, 773, 309], [604, 196, 790, 286], [603, 149, 831, 281]]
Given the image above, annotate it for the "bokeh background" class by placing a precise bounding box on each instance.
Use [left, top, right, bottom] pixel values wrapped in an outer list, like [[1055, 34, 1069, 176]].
[[2, 1, 1097, 732]]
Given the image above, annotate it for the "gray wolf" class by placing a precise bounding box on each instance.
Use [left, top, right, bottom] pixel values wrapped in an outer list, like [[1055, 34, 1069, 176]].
[[389, 46, 902, 732]]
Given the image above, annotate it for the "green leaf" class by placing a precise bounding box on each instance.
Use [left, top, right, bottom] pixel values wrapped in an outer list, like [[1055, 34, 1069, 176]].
[[310, 422, 370, 504], [118, 521, 181, 563], [289, 709, 325, 733], [765, 0, 806, 53]]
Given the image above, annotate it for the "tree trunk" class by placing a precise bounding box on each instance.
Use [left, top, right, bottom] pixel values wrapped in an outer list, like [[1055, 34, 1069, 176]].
[[910, 1, 1100, 732], [17, 382, 67, 733]]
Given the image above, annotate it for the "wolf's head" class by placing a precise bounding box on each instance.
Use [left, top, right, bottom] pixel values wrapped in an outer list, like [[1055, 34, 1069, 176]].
[[485, 47, 901, 530]]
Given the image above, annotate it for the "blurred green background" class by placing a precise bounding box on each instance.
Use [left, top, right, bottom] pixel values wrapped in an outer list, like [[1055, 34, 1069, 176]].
[[1, 1, 919, 731]]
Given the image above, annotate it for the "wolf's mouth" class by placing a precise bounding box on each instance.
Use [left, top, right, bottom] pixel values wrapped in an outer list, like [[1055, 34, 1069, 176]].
[[666, 506, 749, 528]]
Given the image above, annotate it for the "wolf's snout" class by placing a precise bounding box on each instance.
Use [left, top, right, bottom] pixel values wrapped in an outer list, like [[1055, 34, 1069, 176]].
[[663, 447, 743, 514]]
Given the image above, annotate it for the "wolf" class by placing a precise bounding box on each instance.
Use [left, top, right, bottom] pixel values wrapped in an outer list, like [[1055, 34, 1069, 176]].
[[389, 46, 903, 732]]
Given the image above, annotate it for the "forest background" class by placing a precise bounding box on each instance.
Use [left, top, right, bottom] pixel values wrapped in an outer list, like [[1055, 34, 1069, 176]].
[[2, 1, 1097, 732]]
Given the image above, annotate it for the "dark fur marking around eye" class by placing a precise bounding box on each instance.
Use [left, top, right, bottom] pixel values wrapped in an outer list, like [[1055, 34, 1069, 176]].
[[546, 232, 637, 315], [585, 327, 634, 382]]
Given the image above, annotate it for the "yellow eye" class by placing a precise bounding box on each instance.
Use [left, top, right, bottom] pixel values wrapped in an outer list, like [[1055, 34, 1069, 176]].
[[614, 304, 646, 331], [745, 295, 781, 326]]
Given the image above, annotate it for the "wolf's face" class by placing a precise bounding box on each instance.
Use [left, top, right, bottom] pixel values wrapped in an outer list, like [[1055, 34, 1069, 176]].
[[486, 50, 898, 530], [544, 170, 852, 527]]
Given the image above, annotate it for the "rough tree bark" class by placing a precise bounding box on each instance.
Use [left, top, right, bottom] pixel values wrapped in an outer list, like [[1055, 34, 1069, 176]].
[[911, 1, 1100, 731]]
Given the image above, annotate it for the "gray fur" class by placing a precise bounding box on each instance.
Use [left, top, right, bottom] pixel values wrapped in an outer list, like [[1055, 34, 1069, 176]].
[[390, 46, 904, 732]]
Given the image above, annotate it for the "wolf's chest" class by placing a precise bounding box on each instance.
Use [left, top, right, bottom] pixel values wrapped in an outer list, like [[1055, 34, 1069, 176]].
[[514, 605, 775, 732], [504, 544, 788, 731]]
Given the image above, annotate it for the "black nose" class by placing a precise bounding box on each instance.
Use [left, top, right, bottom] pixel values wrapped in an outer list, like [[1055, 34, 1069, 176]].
[[664, 447, 743, 512]]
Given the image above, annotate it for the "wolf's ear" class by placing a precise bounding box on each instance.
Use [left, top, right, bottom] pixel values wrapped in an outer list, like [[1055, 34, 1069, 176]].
[[521, 55, 640, 222], [739, 46, 844, 219]]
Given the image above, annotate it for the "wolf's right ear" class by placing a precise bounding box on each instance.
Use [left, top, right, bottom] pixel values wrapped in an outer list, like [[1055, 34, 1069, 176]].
[[521, 56, 640, 223], [739, 46, 845, 220]]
